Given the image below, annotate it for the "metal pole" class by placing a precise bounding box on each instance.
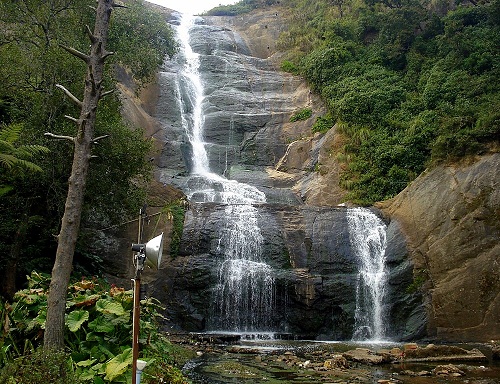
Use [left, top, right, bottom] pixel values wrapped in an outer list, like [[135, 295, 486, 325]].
[[131, 277, 140, 384], [132, 207, 146, 384]]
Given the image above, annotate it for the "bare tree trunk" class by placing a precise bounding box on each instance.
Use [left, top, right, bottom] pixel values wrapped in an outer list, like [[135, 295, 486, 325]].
[[44, 0, 115, 351]]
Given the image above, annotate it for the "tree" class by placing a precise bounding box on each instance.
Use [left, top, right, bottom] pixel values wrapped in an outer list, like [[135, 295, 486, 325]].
[[43, 0, 119, 351]]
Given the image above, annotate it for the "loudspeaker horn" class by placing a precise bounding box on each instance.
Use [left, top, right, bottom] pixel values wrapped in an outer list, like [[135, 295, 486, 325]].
[[144, 232, 164, 270]]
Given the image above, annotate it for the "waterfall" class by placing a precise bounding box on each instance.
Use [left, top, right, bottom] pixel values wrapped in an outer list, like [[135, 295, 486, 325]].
[[347, 208, 389, 341], [174, 14, 275, 333]]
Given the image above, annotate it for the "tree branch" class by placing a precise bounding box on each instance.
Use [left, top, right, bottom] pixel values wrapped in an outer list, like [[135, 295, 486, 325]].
[[92, 134, 110, 144], [100, 89, 115, 98], [101, 50, 114, 61], [59, 44, 90, 63], [64, 115, 80, 123], [44, 132, 75, 142], [55, 84, 83, 107], [85, 25, 97, 44]]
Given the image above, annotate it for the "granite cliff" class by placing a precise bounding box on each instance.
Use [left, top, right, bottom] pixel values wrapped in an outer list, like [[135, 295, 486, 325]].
[[114, 5, 499, 342]]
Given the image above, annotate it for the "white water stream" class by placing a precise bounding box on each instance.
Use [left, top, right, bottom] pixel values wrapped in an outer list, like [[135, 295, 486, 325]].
[[174, 14, 275, 332], [347, 208, 388, 341]]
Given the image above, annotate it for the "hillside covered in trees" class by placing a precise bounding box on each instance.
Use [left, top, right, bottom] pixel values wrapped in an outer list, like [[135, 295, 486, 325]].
[[209, 0, 499, 204]]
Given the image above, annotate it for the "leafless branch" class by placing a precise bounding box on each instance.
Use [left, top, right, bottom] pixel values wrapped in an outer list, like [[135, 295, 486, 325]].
[[101, 50, 114, 61], [113, 1, 128, 8], [64, 115, 79, 123], [92, 134, 110, 144], [55, 84, 83, 107], [59, 44, 90, 63], [44, 132, 75, 142], [101, 89, 115, 98], [85, 25, 97, 44]]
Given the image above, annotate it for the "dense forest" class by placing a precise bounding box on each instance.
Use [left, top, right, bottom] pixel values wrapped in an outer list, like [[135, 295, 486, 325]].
[[0, 1, 188, 381], [0, 0, 176, 298], [209, 0, 500, 204]]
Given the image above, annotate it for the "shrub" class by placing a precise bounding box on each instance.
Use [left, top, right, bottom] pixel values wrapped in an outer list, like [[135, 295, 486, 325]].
[[312, 114, 335, 134], [1, 272, 194, 383], [290, 108, 312, 122], [0, 349, 82, 384]]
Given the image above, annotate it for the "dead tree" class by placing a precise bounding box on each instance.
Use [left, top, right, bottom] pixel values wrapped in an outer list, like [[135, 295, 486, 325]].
[[43, 0, 119, 350]]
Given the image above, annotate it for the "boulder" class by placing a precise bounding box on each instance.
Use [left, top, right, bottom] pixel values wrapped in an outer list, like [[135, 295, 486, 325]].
[[343, 348, 384, 365], [433, 364, 465, 376], [323, 355, 349, 369]]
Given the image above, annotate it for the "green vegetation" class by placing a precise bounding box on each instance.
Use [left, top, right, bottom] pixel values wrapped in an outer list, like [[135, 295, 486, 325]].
[[0, 349, 83, 384], [162, 201, 187, 259], [0, 272, 193, 383], [312, 114, 335, 134], [290, 108, 313, 122], [276, 0, 499, 204], [0, 0, 178, 297], [406, 269, 428, 293], [205, 0, 280, 15]]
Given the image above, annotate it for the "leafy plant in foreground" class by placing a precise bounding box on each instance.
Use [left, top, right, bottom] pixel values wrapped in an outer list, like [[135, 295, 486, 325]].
[[1, 272, 192, 383]]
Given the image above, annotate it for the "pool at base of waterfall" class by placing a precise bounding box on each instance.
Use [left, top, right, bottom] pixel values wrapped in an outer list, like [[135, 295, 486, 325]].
[[178, 338, 500, 384]]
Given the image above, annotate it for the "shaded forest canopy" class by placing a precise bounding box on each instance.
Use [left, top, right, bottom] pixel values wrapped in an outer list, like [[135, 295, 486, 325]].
[[0, 0, 177, 297], [211, 0, 500, 204]]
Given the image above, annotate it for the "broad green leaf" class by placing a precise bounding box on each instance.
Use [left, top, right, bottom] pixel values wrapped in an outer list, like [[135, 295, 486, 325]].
[[95, 299, 125, 316], [66, 310, 89, 332], [104, 348, 132, 382], [77, 359, 96, 367], [78, 369, 96, 381], [86, 332, 105, 343], [88, 317, 115, 333], [93, 363, 105, 374]]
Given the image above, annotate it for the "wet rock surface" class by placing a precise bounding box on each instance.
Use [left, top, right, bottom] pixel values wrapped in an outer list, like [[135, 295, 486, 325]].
[[169, 335, 500, 384], [154, 204, 422, 340]]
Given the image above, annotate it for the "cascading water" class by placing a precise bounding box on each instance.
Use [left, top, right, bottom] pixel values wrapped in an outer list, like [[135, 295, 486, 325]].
[[173, 14, 276, 333], [347, 208, 389, 341]]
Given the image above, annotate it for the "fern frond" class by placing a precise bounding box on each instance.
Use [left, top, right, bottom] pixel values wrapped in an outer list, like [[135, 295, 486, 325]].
[[0, 123, 23, 143]]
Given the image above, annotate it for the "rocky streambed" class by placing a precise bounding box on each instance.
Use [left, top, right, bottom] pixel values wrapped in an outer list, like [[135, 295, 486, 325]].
[[169, 335, 500, 384]]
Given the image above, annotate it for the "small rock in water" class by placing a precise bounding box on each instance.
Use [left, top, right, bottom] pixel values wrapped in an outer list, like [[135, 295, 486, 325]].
[[416, 370, 431, 376], [433, 364, 465, 376], [323, 355, 349, 369]]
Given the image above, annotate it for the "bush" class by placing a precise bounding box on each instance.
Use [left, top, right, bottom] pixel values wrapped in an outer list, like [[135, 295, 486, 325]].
[[280, 60, 299, 74], [0, 349, 82, 384], [1, 272, 194, 383], [312, 114, 335, 134], [290, 108, 312, 122]]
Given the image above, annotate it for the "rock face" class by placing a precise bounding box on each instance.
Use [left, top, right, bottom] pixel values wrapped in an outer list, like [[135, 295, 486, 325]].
[[128, 6, 498, 344], [145, 11, 423, 341], [379, 154, 500, 342], [153, 202, 422, 339]]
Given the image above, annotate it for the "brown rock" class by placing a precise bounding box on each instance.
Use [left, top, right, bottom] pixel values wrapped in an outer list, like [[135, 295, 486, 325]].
[[403, 343, 418, 351], [433, 364, 465, 376], [381, 154, 500, 342], [343, 348, 384, 365], [323, 355, 349, 369]]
